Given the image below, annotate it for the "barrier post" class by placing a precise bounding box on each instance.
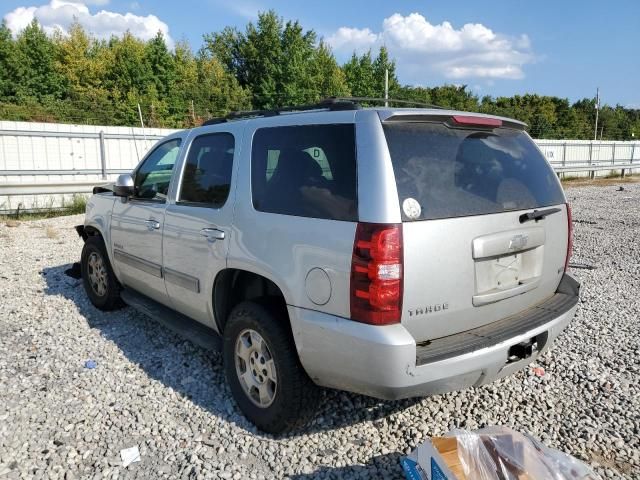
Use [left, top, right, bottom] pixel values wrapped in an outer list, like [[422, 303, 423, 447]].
[[99, 131, 107, 180]]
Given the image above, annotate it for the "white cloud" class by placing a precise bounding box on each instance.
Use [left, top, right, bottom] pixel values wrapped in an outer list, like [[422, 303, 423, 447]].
[[327, 12, 535, 81], [326, 27, 378, 52], [4, 0, 173, 46]]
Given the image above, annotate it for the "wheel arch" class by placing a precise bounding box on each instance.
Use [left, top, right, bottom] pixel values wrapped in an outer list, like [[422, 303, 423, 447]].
[[213, 268, 290, 334], [79, 217, 120, 281], [84, 224, 102, 237]]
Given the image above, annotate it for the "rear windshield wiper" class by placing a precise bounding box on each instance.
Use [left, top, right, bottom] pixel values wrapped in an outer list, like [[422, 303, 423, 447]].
[[519, 207, 561, 223]]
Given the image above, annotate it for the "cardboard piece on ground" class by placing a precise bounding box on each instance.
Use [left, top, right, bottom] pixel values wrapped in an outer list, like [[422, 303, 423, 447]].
[[431, 438, 469, 479], [401, 437, 461, 480]]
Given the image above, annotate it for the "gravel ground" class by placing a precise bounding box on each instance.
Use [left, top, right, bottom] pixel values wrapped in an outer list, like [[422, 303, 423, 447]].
[[1, 182, 639, 479]]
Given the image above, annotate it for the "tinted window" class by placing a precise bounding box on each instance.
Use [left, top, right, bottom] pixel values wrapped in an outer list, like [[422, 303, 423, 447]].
[[180, 133, 234, 207], [251, 124, 357, 221], [134, 138, 181, 201], [383, 122, 565, 221]]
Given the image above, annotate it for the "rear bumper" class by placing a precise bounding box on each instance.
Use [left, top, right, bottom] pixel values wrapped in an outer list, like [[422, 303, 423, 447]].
[[289, 274, 579, 400]]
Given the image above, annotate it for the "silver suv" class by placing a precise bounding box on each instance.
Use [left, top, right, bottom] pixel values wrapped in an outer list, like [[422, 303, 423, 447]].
[[77, 99, 579, 433]]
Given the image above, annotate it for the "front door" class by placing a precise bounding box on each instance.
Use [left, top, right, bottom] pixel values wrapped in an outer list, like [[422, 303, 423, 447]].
[[163, 130, 238, 326], [111, 137, 182, 305]]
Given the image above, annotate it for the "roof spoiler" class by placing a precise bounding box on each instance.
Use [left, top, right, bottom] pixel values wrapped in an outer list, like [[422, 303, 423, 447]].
[[383, 113, 527, 130]]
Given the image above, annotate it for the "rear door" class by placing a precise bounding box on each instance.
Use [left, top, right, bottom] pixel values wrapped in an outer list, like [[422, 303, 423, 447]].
[[111, 137, 182, 305], [382, 116, 568, 341], [162, 128, 240, 326]]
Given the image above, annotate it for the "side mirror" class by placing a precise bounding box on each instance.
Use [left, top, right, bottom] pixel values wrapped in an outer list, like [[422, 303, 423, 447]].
[[113, 174, 134, 197]]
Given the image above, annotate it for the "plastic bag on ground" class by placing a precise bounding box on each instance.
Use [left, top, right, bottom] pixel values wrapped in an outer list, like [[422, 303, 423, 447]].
[[447, 426, 602, 480]]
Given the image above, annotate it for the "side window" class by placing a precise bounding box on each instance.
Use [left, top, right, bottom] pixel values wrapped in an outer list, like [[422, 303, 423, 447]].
[[134, 138, 181, 201], [179, 133, 235, 207], [251, 124, 357, 221]]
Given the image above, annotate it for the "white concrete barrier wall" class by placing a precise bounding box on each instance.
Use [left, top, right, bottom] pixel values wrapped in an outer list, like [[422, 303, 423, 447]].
[[0, 121, 179, 212], [536, 139, 639, 168], [0, 121, 639, 213]]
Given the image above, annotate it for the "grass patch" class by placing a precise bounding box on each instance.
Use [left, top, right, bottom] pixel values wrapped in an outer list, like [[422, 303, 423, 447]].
[[560, 174, 582, 182], [63, 194, 89, 215], [0, 194, 88, 221], [562, 173, 639, 188], [605, 170, 623, 179]]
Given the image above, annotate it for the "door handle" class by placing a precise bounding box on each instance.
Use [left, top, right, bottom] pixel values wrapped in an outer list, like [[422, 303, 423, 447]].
[[145, 219, 161, 230], [200, 228, 225, 241]]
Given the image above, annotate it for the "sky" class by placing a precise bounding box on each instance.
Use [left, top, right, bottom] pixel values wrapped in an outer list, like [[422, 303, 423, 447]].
[[2, 0, 639, 107]]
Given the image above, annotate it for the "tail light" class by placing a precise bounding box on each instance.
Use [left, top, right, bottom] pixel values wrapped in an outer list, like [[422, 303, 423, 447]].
[[452, 115, 502, 128], [564, 203, 573, 272], [350, 223, 403, 325]]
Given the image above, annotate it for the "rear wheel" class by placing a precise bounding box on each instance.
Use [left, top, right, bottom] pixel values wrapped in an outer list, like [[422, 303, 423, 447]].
[[81, 235, 122, 310], [223, 301, 319, 433]]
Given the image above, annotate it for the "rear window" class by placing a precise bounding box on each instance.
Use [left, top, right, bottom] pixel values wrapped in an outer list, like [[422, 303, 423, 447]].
[[383, 122, 565, 221], [251, 124, 357, 221]]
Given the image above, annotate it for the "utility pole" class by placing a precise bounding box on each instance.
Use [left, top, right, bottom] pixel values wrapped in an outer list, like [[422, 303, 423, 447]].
[[384, 68, 389, 107], [594, 87, 600, 140], [191, 100, 196, 124], [137, 102, 145, 129], [137, 102, 148, 147]]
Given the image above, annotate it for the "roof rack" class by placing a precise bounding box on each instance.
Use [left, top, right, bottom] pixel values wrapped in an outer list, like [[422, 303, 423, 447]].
[[330, 96, 445, 110], [201, 96, 443, 126], [201, 98, 359, 126]]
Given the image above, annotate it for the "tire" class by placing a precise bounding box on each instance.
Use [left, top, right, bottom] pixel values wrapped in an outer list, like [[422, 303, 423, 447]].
[[81, 235, 122, 311], [223, 301, 319, 434]]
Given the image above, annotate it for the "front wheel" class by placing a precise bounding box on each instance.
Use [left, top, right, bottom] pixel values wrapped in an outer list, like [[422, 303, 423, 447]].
[[80, 235, 122, 311], [223, 301, 319, 433]]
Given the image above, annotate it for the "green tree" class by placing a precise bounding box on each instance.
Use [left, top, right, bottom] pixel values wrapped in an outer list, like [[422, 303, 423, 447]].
[[52, 23, 113, 123], [14, 19, 66, 101], [425, 85, 479, 110], [195, 50, 251, 118], [277, 19, 317, 105], [145, 32, 175, 98], [0, 11, 638, 136], [106, 33, 151, 92], [373, 46, 400, 98], [103, 32, 152, 124], [206, 10, 289, 108], [309, 41, 350, 99], [343, 51, 376, 98], [0, 21, 17, 100], [167, 40, 199, 126], [204, 10, 348, 108]]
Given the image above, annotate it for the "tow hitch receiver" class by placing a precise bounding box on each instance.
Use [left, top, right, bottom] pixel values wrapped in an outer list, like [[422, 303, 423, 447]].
[[507, 337, 538, 364]]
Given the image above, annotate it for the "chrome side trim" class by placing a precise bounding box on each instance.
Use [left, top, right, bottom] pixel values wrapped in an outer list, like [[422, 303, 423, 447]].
[[163, 268, 200, 294], [472, 226, 545, 259], [113, 249, 163, 278]]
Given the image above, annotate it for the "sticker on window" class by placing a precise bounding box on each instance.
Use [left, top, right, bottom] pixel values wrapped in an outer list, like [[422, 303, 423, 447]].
[[402, 198, 422, 220]]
